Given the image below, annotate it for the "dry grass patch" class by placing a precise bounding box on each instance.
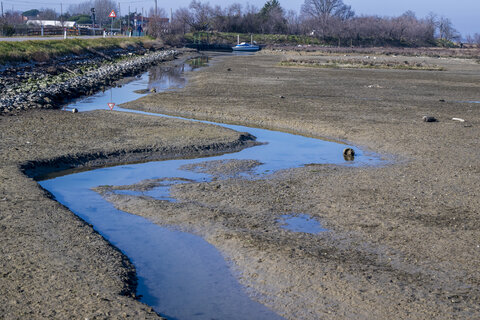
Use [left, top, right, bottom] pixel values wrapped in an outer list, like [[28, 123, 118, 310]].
[[280, 57, 445, 71]]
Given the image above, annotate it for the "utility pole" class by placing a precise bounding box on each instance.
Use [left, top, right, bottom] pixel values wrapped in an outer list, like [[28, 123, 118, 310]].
[[91, 7, 96, 36], [118, 2, 121, 34], [60, 3, 63, 26], [1, 2, 4, 18], [155, 0, 157, 17]]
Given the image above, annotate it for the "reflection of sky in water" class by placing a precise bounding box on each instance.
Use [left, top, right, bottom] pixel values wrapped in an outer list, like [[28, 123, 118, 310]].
[[147, 63, 196, 92], [64, 59, 206, 112], [40, 160, 283, 320], [278, 214, 326, 234], [113, 179, 191, 202], [455, 100, 480, 104], [41, 54, 384, 320]]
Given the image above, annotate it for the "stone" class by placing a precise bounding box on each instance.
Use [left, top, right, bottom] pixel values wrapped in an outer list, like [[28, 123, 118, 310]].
[[423, 116, 437, 122], [343, 148, 355, 161]]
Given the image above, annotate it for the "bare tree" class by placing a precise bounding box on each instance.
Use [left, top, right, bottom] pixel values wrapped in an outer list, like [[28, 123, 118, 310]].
[[38, 8, 58, 20], [301, 0, 354, 20], [69, 1, 93, 15], [474, 33, 480, 46], [68, 0, 117, 27], [240, 4, 262, 33], [172, 7, 193, 34], [301, 0, 354, 38], [93, 0, 118, 27], [438, 16, 460, 41], [188, 0, 213, 31], [148, 8, 169, 38], [285, 9, 301, 34]]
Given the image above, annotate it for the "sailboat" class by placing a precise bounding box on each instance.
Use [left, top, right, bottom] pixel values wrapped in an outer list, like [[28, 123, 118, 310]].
[[232, 35, 260, 52]]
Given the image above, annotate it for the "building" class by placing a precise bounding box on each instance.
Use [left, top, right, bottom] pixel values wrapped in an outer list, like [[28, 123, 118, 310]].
[[26, 20, 76, 28]]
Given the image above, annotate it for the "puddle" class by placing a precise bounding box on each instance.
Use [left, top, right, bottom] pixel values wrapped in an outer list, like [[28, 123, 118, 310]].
[[278, 214, 326, 234], [40, 53, 385, 320], [455, 100, 480, 104], [113, 179, 192, 202]]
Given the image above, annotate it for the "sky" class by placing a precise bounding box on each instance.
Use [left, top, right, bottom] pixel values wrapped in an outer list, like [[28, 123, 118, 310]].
[[2, 0, 479, 37]]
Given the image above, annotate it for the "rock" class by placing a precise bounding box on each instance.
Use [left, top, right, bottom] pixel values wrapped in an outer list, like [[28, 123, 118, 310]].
[[149, 88, 156, 93], [1, 50, 178, 115], [343, 148, 355, 161], [423, 116, 437, 122]]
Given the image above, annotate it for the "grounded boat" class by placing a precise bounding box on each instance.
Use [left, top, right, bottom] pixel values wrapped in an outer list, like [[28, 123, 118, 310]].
[[232, 42, 260, 51], [232, 35, 260, 52]]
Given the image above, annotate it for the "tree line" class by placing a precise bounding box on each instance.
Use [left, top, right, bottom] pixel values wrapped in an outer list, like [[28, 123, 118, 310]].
[[1, 0, 479, 47], [162, 0, 474, 47]]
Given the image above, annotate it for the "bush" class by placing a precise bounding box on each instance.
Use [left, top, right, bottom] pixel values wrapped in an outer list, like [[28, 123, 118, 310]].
[[2, 24, 15, 37]]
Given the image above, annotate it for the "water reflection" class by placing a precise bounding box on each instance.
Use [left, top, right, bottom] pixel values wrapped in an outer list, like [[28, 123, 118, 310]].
[[148, 56, 209, 92], [46, 53, 382, 320], [65, 56, 209, 112], [278, 214, 326, 234]]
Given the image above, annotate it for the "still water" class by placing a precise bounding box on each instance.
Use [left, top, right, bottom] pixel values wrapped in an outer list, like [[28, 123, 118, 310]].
[[40, 55, 383, 320]]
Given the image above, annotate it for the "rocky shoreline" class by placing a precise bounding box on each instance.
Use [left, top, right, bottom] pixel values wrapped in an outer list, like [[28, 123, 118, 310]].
[[0, 47, 181, 114]]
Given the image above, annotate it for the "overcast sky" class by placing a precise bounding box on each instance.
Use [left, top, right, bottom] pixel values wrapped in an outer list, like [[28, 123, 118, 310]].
[[3, 0, 479, 37]]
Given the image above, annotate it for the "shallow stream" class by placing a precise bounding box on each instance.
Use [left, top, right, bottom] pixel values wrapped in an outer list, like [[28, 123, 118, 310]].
[[39, 54, 383, 320]]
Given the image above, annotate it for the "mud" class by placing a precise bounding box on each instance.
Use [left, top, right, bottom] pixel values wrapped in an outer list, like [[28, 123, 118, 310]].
[[180, 159, 263, 179], [112, 52, 480, 319], [0, 109, 256, 319]]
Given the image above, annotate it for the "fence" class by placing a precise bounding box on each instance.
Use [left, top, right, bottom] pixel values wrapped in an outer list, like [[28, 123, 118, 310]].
[[0, 24, 122, 37]]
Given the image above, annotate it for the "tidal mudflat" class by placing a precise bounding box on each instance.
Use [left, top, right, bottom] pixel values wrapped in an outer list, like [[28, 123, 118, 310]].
[[0, 106, 256, 318], [1, 49, 479, 319], [120, 51, 480, 319]]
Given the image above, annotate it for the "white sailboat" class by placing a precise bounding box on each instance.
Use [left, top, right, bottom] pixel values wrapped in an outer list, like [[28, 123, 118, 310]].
[[232, 35, 260, 52]]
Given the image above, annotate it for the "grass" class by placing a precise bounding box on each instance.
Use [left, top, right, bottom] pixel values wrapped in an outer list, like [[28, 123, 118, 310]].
[[271, 46, 480, 60], [280, 58, 446, 71], [0, 37, 156, 63], [184, 31, 322, 46]]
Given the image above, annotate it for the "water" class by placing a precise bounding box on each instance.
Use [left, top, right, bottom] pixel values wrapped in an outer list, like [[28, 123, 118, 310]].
[[65, 57, 209, 112], [39, 55, 384, 320], [278, 214, 327, 234], [456, 100, 480, 104]]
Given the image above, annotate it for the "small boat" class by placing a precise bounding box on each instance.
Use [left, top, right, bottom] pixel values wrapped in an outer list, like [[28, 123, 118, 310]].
[[232, 35, 260, 52]]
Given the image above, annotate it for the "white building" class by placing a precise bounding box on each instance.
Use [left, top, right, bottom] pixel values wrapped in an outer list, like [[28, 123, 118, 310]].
[[26, 20, 76, 28]]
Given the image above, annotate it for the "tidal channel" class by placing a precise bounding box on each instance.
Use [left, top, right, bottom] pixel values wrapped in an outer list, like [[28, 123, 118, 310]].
[[39, 54, 383, 320]]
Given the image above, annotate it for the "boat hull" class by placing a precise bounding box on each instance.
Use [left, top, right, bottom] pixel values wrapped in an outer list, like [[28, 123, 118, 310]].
[[232, 45, 260, 52]]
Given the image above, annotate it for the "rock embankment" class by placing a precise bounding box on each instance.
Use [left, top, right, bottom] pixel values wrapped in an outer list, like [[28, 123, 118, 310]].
[[0, 49, 178, 114]]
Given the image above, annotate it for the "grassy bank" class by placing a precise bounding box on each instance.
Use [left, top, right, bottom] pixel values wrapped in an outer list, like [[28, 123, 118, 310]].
[[184, 31, 322, 46], [0, 37, 160, 63]]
